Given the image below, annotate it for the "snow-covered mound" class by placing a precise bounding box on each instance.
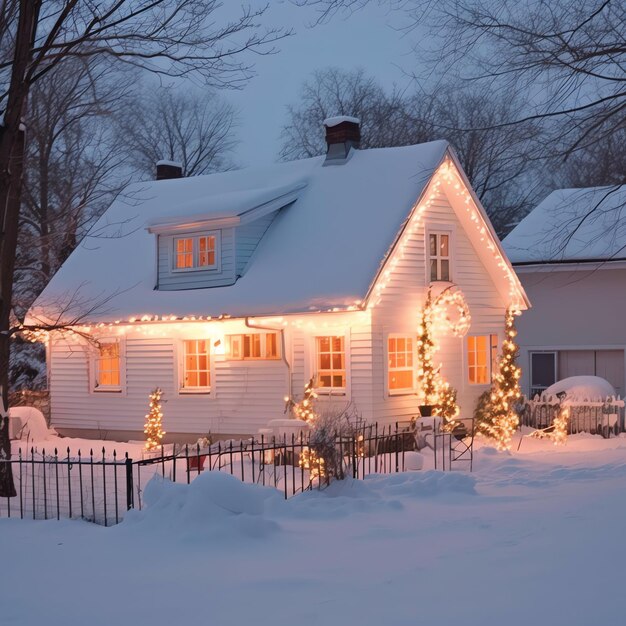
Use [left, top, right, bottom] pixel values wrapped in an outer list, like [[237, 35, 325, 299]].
[[123, 472, 282, 541], [9, 406, 57, 441], [544, 376, 617, 402]]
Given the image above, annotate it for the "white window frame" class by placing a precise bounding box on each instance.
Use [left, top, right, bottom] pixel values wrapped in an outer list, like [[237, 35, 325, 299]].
[[314, 335, 348, 394], [386, 334, 417, 396], [177, 338, 212, 394], [91, 337, 125, 393], [425, 225, 454, 283], [172, 230, 221, 273], [227, 333, 281, 361], [467, 334, 492, 385]]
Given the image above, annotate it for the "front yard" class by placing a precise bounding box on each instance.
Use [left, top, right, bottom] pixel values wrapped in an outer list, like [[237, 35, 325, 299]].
[[2, 432, 626, 625]]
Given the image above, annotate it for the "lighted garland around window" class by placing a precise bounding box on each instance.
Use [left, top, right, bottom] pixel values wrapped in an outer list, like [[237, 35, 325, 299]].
[[481, 308, 522, 451]]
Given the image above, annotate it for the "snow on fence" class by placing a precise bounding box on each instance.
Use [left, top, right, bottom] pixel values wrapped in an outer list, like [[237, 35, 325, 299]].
[[520, 395, 625, 437], [0, 422, 467, 526]]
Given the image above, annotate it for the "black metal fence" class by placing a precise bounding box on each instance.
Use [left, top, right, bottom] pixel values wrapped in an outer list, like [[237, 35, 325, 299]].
[[0, 421, 473, 526], [520, 399, 625, 437]]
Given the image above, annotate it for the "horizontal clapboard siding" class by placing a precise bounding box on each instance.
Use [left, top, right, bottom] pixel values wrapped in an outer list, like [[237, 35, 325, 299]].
[[371, 185, 507, 424], [236, 212, 277, 276], [49, 336, 288, 436]]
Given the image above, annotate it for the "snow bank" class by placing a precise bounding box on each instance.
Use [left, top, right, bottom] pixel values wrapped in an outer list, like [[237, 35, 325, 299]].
[[544, 376, 617, 402], [123, 472, 281, 541], [9, 406, 57, 441], [273, 471, 476, 520]]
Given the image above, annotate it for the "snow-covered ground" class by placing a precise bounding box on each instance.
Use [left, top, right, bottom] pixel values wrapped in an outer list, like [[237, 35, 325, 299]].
[[3, 432, 626, 626]]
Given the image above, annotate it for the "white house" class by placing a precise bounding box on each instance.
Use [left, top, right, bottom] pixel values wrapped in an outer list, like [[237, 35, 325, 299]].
[[503, 185, 626, 398], [29, 118, 527, 441]]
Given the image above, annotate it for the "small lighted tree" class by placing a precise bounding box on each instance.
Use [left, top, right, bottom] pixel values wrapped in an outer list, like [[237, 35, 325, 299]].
[[284, 377, 318, 425], [483, 308, 522, 450], [144, 387, 166, 451]]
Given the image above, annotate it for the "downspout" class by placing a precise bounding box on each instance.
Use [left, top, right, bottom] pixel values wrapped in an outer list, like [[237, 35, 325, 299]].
[[245, 317, 292, 399]]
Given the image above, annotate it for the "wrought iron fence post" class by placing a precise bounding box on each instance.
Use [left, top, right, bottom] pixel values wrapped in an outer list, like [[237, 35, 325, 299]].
[[125, 455, 134, 510]]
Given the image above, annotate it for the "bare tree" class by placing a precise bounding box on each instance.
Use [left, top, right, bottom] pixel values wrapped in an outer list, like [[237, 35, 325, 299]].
[[0, 0, 288, 496], [279, 67, 430, 160], [418, 86, 544, 235], [119, 87, 238, 178], [297, 1, 626, 163], [280, 67, 542, 234]]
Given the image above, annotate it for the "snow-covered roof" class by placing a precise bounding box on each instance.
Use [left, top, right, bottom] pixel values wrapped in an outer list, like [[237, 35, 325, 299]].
[[503, 185, 626, 264], [29, 140, 516, 324]]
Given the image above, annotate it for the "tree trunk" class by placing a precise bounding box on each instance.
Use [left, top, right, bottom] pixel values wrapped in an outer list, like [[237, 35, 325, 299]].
[[0, 0, 40, 497]]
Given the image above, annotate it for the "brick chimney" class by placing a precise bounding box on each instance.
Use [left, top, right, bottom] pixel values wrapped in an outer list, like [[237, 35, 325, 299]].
[[156, 160, 183, 180], [323, 116, 360, 164]]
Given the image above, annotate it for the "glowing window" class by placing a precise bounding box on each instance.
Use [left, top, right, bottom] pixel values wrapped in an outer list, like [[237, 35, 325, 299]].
[[388, 336, 415, 393], [174, 233, 218, 270], [182, 339, 210, 389], [316, 336, 346, 391], [95, 340, 121, 389], [175, 237, 193, 269], [429, 232, 451, 281], [228, 333, 280, 360], [467, 335, 493, 384]]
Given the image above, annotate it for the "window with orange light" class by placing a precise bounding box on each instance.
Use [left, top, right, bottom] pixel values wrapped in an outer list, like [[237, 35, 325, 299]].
[[182, 339, 211, 390], [228, 333, 280, 360], [387, 335, 415, 393], [316, 336, 346, 391], [94, 340, 121, 390], [174, 233, 219, 270], [467, 335, 495, 384]]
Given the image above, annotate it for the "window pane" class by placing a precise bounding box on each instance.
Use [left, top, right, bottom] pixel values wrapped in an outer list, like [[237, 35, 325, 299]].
[[397, 352, 405, 367], [332, 353, 343, 369], [266, 333, 278, 358], [319, 375, 331, 388], [430, 259, 438, 281], [389, 354, 396, 368], [440, 234, 449, 256], [429, 233, 437, 256], [389, 370, 413, 390], [388, 337, 396, 353], [332, 336, 343, 352], [531, 353, 556, 387], [320, 354, 331, 369], [440, 260, 450, 281], [318, 337, 329, 352]]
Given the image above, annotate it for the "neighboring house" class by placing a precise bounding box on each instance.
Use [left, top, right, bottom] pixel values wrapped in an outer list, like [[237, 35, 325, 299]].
[[503, 185, 626, 399], [29, 117, 527, 441]]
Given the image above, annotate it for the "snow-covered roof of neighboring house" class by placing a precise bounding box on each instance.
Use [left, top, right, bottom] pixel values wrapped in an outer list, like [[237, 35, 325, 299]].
[[29, 140, 522, 325], [503, 185, 626, 265]]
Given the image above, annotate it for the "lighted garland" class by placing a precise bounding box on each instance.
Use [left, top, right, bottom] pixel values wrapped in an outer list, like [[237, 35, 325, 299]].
[[144, 387, 166, 451], [417, 289, 461, 429], [484, 308, 522, 450], [430, 287, 471, 338]]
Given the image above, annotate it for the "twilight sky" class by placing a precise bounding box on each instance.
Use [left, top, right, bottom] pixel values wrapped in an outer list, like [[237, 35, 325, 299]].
[[225, 2, 422, 166]]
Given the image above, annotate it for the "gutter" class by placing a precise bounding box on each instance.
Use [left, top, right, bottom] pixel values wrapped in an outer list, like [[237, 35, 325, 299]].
[[245, 317, 292, 400]]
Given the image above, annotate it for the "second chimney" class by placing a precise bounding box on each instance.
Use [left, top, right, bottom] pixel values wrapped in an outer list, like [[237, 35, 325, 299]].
[[323, 116, 360, 164], [156, 160, 183, 180]]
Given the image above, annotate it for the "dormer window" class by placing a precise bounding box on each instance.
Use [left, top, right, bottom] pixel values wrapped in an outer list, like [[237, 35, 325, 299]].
[[173, 232, 220, 271]]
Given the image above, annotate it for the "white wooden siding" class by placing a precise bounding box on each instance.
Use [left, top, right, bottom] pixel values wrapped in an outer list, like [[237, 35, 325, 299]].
[[236, 212, 277, 276], [370, 184, 508, 424], [50, 333, 289, 436], [157, 228, 236, 290]]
